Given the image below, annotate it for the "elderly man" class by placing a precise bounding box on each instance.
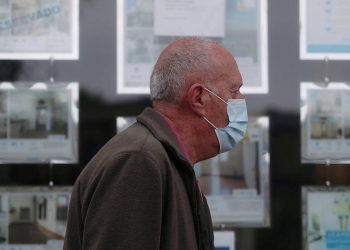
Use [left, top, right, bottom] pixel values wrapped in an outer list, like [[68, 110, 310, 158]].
[[64, 37, 247, 250]]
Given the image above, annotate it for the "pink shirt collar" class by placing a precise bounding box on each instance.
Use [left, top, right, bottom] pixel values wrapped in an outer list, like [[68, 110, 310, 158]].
[[155, 110, 190, 161]]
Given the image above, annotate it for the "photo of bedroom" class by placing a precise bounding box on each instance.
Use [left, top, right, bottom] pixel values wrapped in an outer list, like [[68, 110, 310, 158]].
[[8, 193, 69, 244], [9, 90, 69, 139]]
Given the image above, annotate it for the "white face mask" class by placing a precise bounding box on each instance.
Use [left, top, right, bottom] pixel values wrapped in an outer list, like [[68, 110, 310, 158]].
[[203, 88, 248, 153]]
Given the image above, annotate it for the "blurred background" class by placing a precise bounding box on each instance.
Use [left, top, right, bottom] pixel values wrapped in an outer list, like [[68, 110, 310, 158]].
[[0, 0, 350, 249]]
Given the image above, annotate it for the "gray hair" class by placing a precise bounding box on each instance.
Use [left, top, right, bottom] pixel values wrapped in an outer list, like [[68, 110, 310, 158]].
[[150, 37, 222, 104]]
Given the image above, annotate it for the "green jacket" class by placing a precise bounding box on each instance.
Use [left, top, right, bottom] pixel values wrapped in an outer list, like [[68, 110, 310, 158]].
[[64, 107, 214, 250]]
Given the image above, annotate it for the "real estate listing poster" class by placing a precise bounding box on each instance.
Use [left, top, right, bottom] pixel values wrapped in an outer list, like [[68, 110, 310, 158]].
[[300, 0, 350, 60], [117, 0, 268, 94], [302, 186, 350, 250], [194, 116, 270, 228], [0, 82, 79, 164], [0, 186, 72, 250], [0, 0, 79, 60], [301, 82, 350, 164]]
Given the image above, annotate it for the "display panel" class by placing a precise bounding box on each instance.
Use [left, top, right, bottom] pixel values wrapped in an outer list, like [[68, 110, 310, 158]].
[[0, 186, 72, 250], [0, 82, 79, 164], [0, 0, 79, 60], [194, 116, 270, 228], [214, 231, 235, 250], [117, 0, 268, 94], [300, 0, 350, 60], [302, 186, 350, 250], [301, 82, 350, 164]]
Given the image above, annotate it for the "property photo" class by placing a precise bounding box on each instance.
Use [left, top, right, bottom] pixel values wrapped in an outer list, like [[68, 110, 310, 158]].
[[8, 193, 69, 244], [9, 90, 69, 139]]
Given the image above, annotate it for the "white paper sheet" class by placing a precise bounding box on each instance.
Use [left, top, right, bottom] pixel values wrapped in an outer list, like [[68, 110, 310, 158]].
[[214, 231, 235, 250], [154, 0, 225, 37]]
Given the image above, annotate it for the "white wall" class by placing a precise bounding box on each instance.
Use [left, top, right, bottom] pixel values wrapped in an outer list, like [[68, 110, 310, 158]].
[[10, 92, 54, 130], [9, 195, 34, 223], [344, 94, 350, 137], [36, 194, 68, 237], [0, 195, 8, 213], [0, 220, 7, 238]]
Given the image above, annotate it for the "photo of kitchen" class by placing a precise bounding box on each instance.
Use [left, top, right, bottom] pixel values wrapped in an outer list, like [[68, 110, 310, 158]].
[[9, 90, 69, 139]]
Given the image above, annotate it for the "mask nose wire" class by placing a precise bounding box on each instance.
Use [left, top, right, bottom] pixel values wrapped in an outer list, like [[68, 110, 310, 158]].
[[204, 88, 228, 105]]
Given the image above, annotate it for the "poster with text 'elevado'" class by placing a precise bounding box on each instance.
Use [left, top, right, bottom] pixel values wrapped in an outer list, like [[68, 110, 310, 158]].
[[0, 0, 79, 60]]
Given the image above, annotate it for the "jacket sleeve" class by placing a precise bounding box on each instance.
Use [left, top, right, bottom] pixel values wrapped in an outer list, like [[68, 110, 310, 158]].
[[65, 152, 164, 250]]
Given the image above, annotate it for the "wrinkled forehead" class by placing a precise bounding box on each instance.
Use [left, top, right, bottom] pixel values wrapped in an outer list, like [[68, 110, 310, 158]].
[[209, 47, 241, 82]]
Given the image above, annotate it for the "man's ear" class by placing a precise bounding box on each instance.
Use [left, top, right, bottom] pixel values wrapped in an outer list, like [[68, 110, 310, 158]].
[[187, 83, 208, 117]]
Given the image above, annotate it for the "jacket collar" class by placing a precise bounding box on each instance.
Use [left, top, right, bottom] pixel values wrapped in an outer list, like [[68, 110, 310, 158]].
[[137, 107, 191, 166]]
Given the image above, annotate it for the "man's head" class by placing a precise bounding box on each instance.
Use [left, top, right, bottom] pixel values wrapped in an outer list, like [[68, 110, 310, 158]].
[[150, 37, 242, 105], [150, 37, 217, 104], [150, 37, 244, 163]]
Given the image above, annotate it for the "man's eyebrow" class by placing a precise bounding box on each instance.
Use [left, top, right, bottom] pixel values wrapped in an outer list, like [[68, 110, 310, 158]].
[[231, 83, 242, 89]]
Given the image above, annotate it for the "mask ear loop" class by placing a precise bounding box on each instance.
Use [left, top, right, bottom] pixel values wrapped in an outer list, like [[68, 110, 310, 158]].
[[204, 88, 228, 129], [204, 88, 227, 105], [203, 117, 217, 129]]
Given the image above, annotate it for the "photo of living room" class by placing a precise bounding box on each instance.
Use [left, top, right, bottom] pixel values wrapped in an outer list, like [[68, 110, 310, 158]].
[[8, 193, 69, 244], [9, 90, 69, 139]]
